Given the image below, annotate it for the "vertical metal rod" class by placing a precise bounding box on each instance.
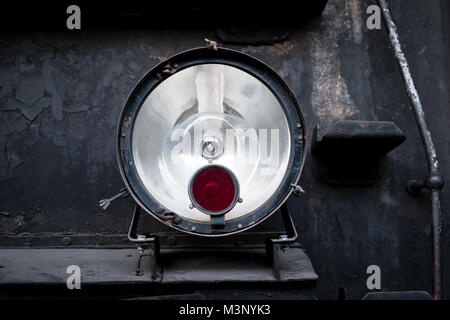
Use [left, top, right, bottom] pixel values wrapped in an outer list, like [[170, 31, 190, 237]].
[[431, 189, 443, 299], [378, 0, 444, 300]]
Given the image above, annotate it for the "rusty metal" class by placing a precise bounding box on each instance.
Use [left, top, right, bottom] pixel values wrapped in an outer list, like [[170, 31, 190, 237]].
[[204, 38, 218, 50]]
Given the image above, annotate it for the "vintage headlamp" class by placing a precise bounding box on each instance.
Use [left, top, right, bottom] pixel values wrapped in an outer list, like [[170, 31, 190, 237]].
[[118, 47, 305, 236]]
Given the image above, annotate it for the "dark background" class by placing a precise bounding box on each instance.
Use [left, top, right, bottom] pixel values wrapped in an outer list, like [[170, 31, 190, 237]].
[[0, 0, 449, 299]]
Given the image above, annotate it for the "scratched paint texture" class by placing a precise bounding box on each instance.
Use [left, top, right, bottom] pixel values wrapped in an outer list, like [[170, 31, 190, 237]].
[[0, 0, 449, 299]]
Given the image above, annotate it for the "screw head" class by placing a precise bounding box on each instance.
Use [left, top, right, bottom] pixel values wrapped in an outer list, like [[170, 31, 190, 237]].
[[167, 236, 177, 246], [61, 237, 72, 247]]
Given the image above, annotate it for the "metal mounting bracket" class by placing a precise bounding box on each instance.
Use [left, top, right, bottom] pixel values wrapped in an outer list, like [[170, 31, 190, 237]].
[[128, 205, 160, 280], [265, 204, 298, 280], [128, 202, 302, 282]]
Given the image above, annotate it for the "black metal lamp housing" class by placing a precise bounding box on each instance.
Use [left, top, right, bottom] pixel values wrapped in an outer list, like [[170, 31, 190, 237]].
[[118, 47, 306, 236]]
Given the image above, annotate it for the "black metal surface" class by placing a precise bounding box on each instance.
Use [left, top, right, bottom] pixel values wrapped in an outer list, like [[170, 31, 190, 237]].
[[312, 120, 406, 186], [117, 47, 306, 236], [216, 26, 293, 45], [0, 1, 329, 31], [0, 0, 449, 299]]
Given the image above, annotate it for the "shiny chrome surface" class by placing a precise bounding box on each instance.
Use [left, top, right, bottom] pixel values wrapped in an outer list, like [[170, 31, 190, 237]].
[[132, 64, 291, 223]]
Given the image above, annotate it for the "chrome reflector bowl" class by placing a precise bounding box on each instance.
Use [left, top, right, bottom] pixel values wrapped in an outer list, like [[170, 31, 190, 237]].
[[118, 47, 306, 236]]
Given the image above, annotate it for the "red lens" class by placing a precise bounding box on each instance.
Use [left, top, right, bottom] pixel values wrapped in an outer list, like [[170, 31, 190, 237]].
[[191, 166, 237, 213]]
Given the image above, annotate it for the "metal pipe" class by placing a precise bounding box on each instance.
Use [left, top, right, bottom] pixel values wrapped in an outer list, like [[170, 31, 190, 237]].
[[378, 0, 445, 300]]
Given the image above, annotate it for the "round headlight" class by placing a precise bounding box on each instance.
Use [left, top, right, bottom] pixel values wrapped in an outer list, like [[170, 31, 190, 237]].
[[118, 47, 306, 236]]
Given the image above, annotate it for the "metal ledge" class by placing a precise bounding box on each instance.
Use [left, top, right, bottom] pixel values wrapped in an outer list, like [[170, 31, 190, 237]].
[[312, 120, 406, 186], [0, 248, 317, 286]]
